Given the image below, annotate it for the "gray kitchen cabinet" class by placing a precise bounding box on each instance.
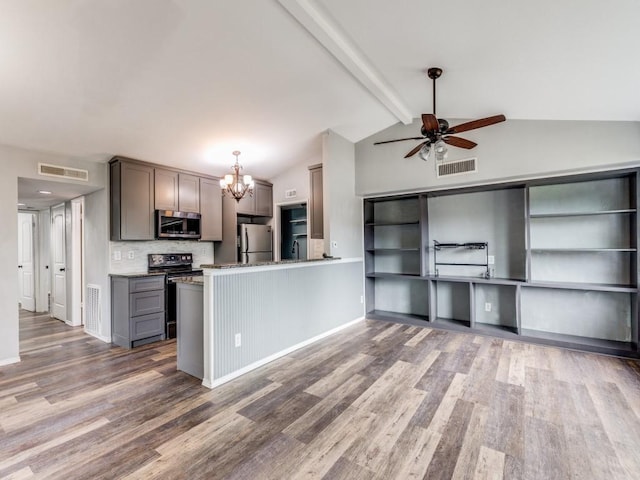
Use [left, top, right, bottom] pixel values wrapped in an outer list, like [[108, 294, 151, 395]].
[[200, 177, 222, 241], [308, 164, 323, 239], [176, 281, 204, 379], [111, 274, 166, 348], [255, 181, 273, 217], [155, 169, 201, 213], [236, 180, 273, 217], [110, 158, 155, 240], [179, 173, 200, 212], [154, 168, 179, 210]]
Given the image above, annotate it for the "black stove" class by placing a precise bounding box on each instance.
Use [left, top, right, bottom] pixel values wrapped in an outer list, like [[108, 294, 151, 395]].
[[148, 253, 203, 278], [148, 253, 203, 338]]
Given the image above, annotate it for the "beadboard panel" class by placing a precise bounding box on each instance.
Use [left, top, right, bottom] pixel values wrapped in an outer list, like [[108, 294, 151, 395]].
[[205, 260, 364, 381]]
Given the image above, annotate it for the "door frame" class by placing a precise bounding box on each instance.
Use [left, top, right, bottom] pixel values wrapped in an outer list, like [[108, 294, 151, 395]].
[[17, 212, 36, 311], [274, 199, 308, 262], [70, 197, 85, 327]]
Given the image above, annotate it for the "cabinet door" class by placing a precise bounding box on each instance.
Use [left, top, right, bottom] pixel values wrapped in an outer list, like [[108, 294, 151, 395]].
[[236, 189, 256, 215], [309, 165, 323, 239], [120, 162, 155, 240], [178, 174, 200, 213], [254, 182, 273, 217], [155, 168, 178, 210], [200, 178, 222, 241]]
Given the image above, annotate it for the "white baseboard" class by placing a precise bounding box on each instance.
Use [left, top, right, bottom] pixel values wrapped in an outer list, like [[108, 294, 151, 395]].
[[203, 316, 365, 389], [84, 330, 111, 343], [0, 356, 21, 367]]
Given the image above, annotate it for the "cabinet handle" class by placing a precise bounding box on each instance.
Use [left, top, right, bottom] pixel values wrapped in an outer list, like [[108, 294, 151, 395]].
[[18, 265, 22, 269], [59, 268, 66, 272]]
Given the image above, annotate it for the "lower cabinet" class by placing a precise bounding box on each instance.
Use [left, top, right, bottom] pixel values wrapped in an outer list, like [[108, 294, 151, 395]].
[[111, 275, 166, 348]]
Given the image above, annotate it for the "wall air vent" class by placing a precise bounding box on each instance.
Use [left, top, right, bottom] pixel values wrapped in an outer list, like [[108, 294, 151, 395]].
[[85, 284, 101, 336], [436, 157, 477, 178], [38, 163, 89, 181]]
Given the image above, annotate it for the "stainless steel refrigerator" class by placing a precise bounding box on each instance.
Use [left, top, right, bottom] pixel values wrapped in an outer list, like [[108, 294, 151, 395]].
[[238, 224, 273, 264]]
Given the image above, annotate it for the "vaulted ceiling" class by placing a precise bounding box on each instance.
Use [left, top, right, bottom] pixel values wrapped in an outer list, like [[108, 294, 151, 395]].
[[2, 0, 639, 183]]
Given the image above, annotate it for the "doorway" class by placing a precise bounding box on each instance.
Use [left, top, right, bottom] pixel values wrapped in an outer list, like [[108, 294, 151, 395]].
[[280, 203, 308, 261], [18, 212, 36, 311]]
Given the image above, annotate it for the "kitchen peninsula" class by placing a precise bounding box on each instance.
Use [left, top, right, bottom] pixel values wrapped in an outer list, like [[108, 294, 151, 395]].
[[196, 257, 364, 388]]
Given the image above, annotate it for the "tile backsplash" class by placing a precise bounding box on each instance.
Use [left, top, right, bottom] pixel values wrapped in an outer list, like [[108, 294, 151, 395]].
[[109, 240, 215, 274]]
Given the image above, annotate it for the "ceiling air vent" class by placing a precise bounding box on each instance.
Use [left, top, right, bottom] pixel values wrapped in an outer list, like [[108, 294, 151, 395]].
[[38, 163, 89, 181], [436, 157, 477, 178]]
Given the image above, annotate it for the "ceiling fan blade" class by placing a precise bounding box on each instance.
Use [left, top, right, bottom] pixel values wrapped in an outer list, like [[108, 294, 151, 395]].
[[374, 136, 425, 145], [404, 141, 428, 158], [421, 113, 439, 132], [445, 114, 506, 134], [443, 136, 477, 149]]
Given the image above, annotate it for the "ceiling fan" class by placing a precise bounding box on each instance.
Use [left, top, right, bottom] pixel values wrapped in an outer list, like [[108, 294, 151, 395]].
[[374, 67, 506, 161]]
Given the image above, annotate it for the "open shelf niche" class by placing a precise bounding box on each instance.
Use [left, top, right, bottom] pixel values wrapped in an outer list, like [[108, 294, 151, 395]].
[[363, 169, 640, 357]]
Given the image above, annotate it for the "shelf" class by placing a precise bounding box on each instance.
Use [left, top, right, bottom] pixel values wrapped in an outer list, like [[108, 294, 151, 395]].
[[433, 241, 487, 250], [290, 218, 307, 224], [524, 281, 637, 293], [427, 275, 524, 286], [365, 221, 420, 227], [366, 310, 429, 324], [433, 318, 471, 331], [520, 329, 637, 356], [475, 322, 518, 336], [366, 248, 420, 253], [366, 272, 424, 280], [529, 209, 636, 218], [530, 248, 636, 252], [292, 233, 307, 238]]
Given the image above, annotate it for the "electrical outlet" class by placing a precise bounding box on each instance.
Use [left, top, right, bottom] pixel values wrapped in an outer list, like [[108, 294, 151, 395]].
[[113, 250, 121, 261], [127, 251, 135, 260], [488, 255, 495, 265], [360, 295, 364, 304], [234, 333, 241, 347], [485, 302, 492, 312]]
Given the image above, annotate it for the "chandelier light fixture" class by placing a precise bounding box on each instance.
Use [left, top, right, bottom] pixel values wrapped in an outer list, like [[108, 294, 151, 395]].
[[219, 150, 254, 202]]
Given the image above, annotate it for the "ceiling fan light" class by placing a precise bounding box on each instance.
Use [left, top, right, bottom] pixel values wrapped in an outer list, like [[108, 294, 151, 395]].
[[434, 140, 448, 162], [418, 143, 431, 161]]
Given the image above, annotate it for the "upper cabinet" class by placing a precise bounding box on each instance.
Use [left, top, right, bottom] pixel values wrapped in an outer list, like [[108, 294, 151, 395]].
[[110, 156, 222, 241], [154, 169, 200, 213], [308, 164, 323, 239], [178, 174, 200, 213], [110, 158, 155, 241], [154, 169, 179, 210], [236, 180, 273, 217], [200, 177, 222, 241]]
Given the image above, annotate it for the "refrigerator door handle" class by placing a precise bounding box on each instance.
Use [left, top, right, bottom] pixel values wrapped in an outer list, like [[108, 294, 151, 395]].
[[245, 231, 249, 254]]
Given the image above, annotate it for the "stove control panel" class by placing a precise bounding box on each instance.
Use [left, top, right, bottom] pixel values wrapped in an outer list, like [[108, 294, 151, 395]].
[[148, 253, 193, 268]]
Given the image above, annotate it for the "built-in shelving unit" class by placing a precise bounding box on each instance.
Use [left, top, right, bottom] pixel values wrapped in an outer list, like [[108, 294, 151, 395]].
[[363, 169, 640, 357]]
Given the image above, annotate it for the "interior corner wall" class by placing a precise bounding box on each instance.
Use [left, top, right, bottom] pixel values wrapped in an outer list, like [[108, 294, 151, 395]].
[[0, 144, 108, 364], [84, 185, 111, 341], [355, 119, 640, 196], [322, 130, 363, 258], [0, 175, 19, 363]]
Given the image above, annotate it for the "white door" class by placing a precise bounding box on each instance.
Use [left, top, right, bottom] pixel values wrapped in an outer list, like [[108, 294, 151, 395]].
[[52, 204, 66, 321], [18, 213, 36, 311]]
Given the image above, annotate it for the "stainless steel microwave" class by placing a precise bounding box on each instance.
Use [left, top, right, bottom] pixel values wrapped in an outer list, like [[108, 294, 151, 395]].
[[156, 210, 201, 239]]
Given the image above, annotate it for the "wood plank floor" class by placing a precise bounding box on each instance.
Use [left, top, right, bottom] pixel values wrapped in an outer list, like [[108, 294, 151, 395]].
[[1, 311, 640, 479]]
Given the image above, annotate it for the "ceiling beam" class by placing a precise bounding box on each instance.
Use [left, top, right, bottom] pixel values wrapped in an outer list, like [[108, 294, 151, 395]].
[[278, 0, 413, 125]]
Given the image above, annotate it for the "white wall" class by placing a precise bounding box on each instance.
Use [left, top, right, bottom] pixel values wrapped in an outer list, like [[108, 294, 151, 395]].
[[0, 144, 107, 365], [84, 187, 110, 341], [323, 130, 362, 258], [356, 119, 640, 196]]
